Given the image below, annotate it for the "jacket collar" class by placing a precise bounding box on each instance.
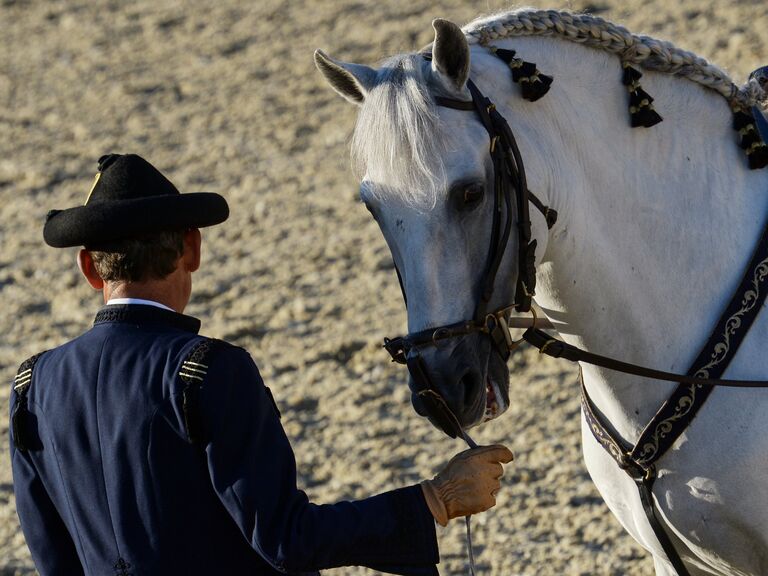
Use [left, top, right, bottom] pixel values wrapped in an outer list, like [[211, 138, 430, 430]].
[[93, 304, 201, 334]]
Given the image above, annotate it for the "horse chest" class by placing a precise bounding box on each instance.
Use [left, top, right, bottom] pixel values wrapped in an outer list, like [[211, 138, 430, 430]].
[[582, 363, 768, 575]]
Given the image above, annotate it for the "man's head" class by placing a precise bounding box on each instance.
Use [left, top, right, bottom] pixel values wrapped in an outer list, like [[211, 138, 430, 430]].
[[44, 153, 228, 312], [77, 229, 202, 312], [90, 230, 185, 283]]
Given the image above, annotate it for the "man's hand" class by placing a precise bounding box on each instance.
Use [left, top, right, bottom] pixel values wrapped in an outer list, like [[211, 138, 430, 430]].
[[420, 444, 514, 526]]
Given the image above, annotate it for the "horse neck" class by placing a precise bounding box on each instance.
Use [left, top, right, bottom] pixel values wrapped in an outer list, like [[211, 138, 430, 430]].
[[474, 36, 768, 441]]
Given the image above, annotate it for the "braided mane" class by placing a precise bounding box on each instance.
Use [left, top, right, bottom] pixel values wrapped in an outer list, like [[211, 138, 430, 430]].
[[351, 10, 768, 206], [463, 9, 766, 110]]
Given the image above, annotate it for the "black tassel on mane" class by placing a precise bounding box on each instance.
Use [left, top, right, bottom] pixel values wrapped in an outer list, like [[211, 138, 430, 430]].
[[489, 46, 553, 102], [733, 108, 768, 170], [621, 62, 663, 128]]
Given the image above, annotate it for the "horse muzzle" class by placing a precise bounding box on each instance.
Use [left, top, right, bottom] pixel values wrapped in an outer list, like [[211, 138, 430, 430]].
[[403, 332, 511, 433]]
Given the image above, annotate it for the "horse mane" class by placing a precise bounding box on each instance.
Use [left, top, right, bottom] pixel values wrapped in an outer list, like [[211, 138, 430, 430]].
[[463, 9, 766, 109], [352, 9, 766, 207]]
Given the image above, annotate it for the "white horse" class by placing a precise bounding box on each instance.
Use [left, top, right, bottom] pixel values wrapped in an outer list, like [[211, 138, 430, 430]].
[[315, 9, 768, 576]]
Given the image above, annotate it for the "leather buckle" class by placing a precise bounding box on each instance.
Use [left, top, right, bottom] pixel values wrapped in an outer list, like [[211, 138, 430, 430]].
[[619, 453, 653, 481], [383, 336, 408, 364]]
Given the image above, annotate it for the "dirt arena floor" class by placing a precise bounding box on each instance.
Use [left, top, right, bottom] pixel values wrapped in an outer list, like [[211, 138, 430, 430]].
[[1, 0, 766, 574]]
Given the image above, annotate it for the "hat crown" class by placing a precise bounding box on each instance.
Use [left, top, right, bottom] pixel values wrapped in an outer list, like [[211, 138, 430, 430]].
[[87, 154, 179, 205]]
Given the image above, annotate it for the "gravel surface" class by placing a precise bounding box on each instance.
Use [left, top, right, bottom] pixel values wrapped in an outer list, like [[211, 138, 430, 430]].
[[2, 1, 766, 574]]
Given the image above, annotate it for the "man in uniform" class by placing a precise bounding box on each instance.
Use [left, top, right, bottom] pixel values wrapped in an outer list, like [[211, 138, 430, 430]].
[[10, 153, 514, 575]]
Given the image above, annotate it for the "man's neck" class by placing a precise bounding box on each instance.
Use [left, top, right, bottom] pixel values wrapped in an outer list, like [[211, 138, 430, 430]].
[[104, 281, 188, 313], [106, 297, 175, 312]]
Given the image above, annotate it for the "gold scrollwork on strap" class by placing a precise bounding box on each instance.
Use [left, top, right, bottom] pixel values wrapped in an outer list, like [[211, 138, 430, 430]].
[[634, 254, 768, 466], [580, 372, 626, 464]]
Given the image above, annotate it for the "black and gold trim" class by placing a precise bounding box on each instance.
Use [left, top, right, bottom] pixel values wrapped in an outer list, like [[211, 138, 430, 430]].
[[179, 359, 208, 382], [621, 63, 663, 128], [12, 352, 46, 452], [578, 204, 768, 576], [581, 209, 768, 469], [732, 107, 768, 170], [179, 338, 222, 445], [488, 46, 553, 102]]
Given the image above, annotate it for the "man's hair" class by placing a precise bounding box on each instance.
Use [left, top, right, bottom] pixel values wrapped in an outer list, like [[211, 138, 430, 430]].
[[89, 230, 185, 283]]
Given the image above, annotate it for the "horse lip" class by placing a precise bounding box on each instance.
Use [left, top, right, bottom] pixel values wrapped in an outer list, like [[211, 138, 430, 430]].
[[479, 347, 510, 425]]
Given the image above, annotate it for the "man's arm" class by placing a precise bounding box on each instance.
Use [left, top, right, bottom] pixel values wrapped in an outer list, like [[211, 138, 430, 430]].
[[201, 346, 439, 575], [10, 391, 85, 576]]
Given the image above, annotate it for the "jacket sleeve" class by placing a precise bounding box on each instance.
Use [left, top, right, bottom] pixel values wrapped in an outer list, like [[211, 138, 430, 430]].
[[201, 346, 439, 575], [10, 390, 85, 576]]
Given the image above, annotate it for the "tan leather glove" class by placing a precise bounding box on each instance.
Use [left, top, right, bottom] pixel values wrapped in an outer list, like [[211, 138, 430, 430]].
[[420, 444, 514, 526]]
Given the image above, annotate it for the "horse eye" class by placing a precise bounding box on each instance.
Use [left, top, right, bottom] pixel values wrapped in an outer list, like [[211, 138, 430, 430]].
[[455, 183, 484, 212]]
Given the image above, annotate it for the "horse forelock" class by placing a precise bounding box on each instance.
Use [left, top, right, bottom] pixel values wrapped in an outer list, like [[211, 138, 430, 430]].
[[352, 54, 449, 209]]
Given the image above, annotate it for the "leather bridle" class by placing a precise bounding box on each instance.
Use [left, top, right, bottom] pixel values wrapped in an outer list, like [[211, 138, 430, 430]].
[[382, 72, 557, 438], [376, 67, 557, 575]]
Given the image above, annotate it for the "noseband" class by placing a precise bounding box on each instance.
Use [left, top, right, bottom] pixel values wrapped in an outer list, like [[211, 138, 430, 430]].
[[383, 71, 557, 437]]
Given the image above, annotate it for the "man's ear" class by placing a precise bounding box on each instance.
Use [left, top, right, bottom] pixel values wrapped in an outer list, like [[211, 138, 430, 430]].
[[77, 249, 105, 290], [183, 228, 201, 273]]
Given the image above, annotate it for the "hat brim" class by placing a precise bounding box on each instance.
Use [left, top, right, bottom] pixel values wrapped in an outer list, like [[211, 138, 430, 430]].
[[43, 193, 229, 248]]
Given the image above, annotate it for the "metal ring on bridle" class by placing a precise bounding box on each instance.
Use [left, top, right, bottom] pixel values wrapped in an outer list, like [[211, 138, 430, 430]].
[[432, 327, 451, 344], [483, 313, 498, 333], [509, 306, 538, 348]]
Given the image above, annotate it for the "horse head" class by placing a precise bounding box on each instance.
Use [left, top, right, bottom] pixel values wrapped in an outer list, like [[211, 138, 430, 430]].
[[315, 19, 543, 432]]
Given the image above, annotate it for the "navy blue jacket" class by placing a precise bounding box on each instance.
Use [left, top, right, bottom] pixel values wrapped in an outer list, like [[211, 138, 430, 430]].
[[10, 304, 438, 575]]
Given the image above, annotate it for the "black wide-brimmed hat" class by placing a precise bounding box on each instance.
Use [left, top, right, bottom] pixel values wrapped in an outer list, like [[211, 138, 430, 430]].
[[43, 153, 229, 248]]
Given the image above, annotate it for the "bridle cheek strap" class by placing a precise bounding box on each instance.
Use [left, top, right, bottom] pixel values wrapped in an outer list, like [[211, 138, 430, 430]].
[[383, 65, 555, 576], [385, 78, 556, 378]]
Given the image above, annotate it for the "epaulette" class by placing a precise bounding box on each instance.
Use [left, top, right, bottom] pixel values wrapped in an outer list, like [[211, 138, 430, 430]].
[[178, 338, 226, 446], [179, 339, 282, 446], [12, 352, 46, 452]]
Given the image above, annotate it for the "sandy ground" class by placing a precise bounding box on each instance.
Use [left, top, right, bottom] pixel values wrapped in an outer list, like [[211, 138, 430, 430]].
[[1, 0, 766, 574]]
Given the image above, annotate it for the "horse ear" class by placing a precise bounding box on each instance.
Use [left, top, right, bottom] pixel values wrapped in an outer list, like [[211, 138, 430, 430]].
[[431, 18, 470, 91], [314, 49, 376, 105]]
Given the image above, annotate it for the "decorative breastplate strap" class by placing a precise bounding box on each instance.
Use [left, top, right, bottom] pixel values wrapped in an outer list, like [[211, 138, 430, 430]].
[[585, 221, 768, 474], [178, 338, 224, 445], [12, 352, 46, 452], [580, 212, 768, 576]]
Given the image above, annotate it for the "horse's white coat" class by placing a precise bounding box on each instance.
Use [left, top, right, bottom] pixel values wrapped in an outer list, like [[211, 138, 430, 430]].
[[317, 20, 768, 576]]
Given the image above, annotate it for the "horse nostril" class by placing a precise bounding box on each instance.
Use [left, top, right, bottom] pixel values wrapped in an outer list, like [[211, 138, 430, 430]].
[[459, 369, 483, 410]]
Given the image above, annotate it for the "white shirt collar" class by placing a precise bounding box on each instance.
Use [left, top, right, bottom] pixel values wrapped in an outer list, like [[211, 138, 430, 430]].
[[106, 297, 174, 312]]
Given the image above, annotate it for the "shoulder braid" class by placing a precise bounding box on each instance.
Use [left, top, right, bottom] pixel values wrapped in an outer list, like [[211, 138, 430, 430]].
[[12, 352, 47, 452]]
